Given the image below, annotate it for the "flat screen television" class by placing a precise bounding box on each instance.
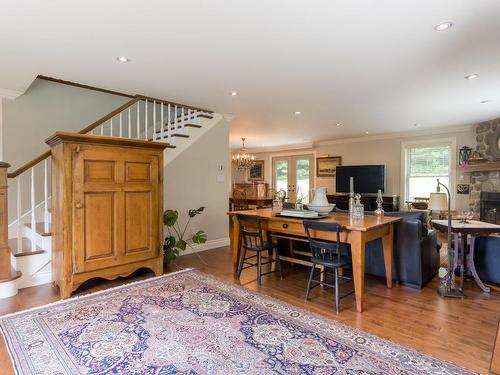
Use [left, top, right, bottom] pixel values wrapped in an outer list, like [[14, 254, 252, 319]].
[[335, 165, 385, 194]]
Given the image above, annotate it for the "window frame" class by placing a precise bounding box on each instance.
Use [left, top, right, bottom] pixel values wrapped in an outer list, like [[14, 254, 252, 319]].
[[400, 138, 457, 209]]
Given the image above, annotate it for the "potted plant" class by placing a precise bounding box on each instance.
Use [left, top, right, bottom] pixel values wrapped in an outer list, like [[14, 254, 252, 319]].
[[163, 207, 207, 264]]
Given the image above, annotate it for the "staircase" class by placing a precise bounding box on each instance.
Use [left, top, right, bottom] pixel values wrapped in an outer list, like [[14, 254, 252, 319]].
[[0, 94, 216, 298]]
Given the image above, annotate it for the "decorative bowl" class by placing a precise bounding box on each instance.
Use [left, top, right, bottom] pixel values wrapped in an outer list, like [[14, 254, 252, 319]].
[[306, 204, 335, 213]]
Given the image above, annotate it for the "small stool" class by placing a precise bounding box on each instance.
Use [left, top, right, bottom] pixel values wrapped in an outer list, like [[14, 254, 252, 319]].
[[236, 214, 282, 285]]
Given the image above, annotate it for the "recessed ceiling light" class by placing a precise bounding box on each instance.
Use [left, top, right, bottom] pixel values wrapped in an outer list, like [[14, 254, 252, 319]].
[[294, 111, 302, 115], [116, 56, 130, 63], [480, 100, 490, 104], [336, 123, 341, 127], [465, 74, 479, 80], [365, 131, 369, 134], [434, 22, 454, 31], [230, 91, 238, 96]]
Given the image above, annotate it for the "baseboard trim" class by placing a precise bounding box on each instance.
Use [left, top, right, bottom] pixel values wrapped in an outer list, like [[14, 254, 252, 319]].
[[179, 237, 230, 256]]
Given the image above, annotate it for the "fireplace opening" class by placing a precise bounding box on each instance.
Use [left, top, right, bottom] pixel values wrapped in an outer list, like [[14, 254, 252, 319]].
[[480, 191, 500, 224]]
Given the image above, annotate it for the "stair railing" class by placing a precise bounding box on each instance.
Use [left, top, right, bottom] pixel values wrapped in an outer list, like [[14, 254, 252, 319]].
[[2, 94, 212, 258]]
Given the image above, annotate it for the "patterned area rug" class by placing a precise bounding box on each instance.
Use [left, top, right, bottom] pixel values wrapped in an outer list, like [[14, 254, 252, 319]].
[[1, 269, 475, 375]]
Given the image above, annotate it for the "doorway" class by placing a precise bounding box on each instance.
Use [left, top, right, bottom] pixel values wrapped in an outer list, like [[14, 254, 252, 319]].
[[272, 154, 314, 203]]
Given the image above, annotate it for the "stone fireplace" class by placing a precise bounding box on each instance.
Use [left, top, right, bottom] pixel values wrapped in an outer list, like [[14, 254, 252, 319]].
[[469, 119, 500, 215], [480, 191, 500, 224]]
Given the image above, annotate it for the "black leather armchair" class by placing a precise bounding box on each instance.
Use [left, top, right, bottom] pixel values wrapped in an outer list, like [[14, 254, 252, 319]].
[[474, 235, 500, 285], [364, 211, 440, 288]]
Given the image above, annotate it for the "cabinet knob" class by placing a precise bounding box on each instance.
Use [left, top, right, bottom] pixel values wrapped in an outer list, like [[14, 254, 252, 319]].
[[282, 223, 288, 229], [75, 202, 83, 209]]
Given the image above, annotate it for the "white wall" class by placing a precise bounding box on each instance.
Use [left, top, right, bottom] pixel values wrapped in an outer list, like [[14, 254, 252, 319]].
[[2, 78, 129, 169], [231, 126, 476, 210], [165, 116, 230, 251]]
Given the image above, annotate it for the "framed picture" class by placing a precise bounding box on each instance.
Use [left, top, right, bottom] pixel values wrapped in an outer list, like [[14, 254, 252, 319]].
[[316, 156, 342, 177], [248, 160, 265, 181], [457, 184, 470, 195]]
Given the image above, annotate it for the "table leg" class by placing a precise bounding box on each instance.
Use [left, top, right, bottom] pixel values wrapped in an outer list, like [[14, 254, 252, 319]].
[[230, 216, 241, 273], [350, 231, 366, 313], [468, 236, 491, 293], [382, 223, 394, 289]]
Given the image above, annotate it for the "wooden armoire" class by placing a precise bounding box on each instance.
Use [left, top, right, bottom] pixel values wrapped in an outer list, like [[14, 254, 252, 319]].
[[46, 132, 169, 298]]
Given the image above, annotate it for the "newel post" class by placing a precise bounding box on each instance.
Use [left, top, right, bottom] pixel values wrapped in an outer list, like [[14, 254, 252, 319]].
[[0, 162, 12, 280]]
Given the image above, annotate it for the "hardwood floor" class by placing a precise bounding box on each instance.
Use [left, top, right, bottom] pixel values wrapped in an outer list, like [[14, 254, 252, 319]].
[[1, 246, 499, 374]]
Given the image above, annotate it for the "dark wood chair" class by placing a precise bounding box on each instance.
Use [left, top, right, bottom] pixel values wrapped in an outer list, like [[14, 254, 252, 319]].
[[232, 189, 248, 211], [236, 214, 282, 285], [303, 220, 352, 313]]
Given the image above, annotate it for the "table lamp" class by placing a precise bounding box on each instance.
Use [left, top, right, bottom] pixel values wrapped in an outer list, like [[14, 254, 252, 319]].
[[429, 179, 463, 298]]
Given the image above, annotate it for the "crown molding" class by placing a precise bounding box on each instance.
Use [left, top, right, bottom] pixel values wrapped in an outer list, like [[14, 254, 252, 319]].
[[232, 141, 314, 154], [0, 87, 24, 99], [315, 125, 474, 147]]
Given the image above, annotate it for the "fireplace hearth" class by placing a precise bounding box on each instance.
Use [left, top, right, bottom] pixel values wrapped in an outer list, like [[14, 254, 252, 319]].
[[480, 191, 500, 224]]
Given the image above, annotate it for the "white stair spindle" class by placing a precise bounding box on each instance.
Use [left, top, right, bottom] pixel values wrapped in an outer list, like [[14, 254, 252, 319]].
[[128, 107, 132, 138], [174, 105, 178, 132], [16, 177, 22, 250], [181, 107, 185, 130], [153, 100, 157, 140], [144, 100, 148, 140], [136, 101, 140, 139], [119, 112, 123, 138], [110, 118, 114, 136], [44, 159, 49, 233], [31, 167, 35, 251], [100, 124, 104, 136], [161, 102, 164, 141], [167, 104, 171, 139]]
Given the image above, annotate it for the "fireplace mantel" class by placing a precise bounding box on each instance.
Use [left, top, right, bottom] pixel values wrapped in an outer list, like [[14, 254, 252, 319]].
[[463, 161, 500, 173]]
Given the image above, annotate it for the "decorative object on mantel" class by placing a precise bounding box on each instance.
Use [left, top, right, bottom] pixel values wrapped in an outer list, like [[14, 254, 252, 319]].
[[247, 159, 264, 181], [459, 145, 472, 166], [468, 150, 487, 163], [316, 155, 342, 177], [0, 269, 476, 375], [428, 180, 464, 299], [457, 184, 470, 195], [232, 137, 255, 171], [163, 207, 207, 264]]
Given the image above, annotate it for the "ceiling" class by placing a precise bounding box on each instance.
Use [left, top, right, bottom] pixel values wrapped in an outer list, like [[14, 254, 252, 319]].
[[1, 0, 499, 149]]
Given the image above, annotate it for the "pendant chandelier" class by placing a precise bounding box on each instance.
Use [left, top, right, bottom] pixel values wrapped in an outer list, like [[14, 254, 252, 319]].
[[232, 137, 255, 171]]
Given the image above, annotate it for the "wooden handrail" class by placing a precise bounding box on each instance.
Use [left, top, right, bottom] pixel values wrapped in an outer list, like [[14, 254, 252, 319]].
[[7, 94, 213, 179]]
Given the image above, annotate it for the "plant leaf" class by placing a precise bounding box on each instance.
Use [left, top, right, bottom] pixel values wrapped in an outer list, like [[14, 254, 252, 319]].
[[188, 206, 206, 218], [192, 230, 207, 244], [163, 210, 178, 226], [176, 239, 187, 251], [164, 235, 176, 249]]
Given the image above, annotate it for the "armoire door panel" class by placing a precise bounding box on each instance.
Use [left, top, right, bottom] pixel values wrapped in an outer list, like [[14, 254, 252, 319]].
[[84, 160, 116, 183], [84, 192, 115, 260], [124, 191, 151, 254], [125, 162, 151, 183]]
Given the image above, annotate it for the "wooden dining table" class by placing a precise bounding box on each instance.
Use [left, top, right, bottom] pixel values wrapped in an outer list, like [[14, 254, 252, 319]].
[[228, 208, 401, 312]]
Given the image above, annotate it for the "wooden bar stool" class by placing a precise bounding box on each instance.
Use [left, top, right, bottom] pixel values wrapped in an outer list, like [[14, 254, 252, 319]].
[[236, 214, 282, 285]]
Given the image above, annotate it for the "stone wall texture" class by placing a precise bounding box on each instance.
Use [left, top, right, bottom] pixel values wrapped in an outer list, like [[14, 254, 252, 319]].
[[469, 117, 500, 213]]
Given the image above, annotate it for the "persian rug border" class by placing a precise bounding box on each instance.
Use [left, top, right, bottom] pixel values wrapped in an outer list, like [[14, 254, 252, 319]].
[[0, 268, 476, 374]]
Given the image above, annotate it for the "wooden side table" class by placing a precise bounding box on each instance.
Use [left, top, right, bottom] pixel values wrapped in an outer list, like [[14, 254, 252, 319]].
[[432, 220, 500, 293]]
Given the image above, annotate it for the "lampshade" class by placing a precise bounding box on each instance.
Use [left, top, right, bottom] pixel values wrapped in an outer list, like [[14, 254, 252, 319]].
[[428, 192, 448, 211]]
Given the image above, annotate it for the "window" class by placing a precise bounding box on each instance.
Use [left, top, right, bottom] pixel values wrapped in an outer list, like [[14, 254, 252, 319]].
[[402, 139, 456, 206]]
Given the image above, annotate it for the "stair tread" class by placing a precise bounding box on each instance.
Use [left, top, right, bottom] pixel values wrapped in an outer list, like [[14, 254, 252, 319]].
[[25, 222, 51, 236], [8, 238, 46, 257], [198, 114, 213, 119], [171, 133, 189, 138], [0, 267, 22, 283]]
